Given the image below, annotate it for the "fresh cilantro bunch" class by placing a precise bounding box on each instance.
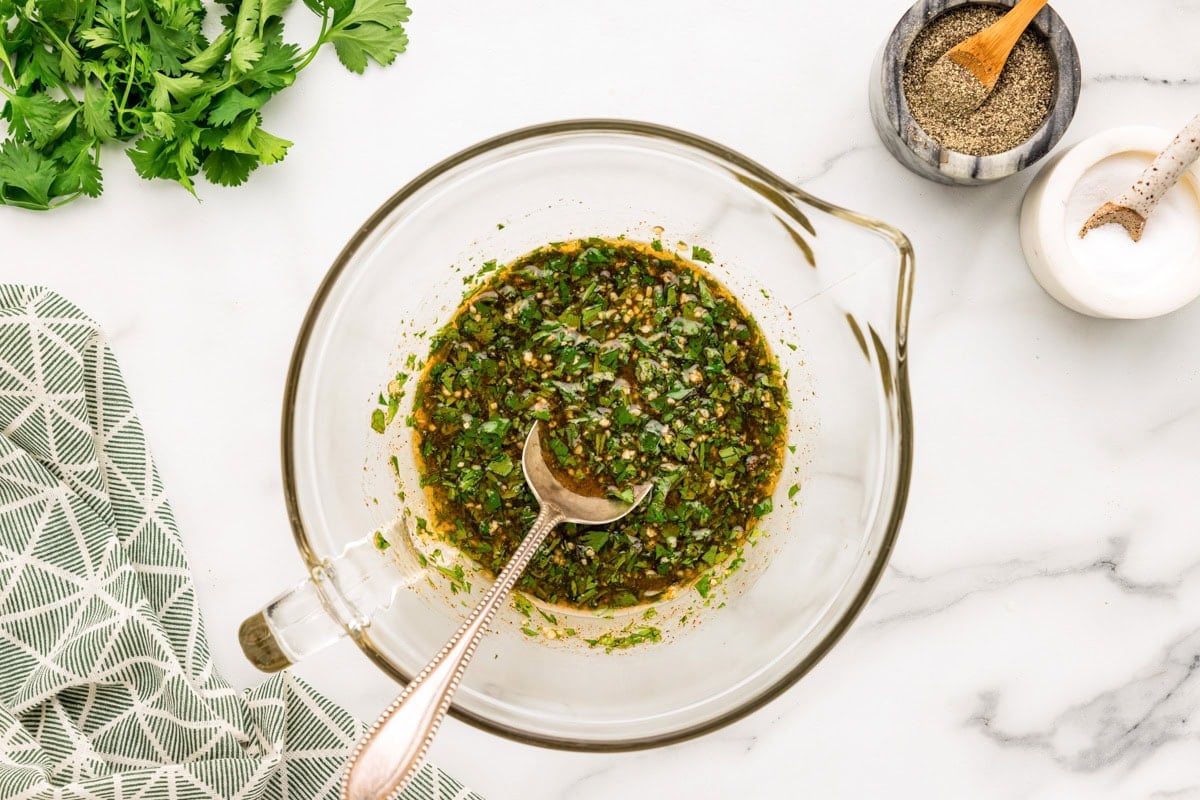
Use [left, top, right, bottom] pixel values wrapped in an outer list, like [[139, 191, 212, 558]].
[[0, 0, 410, 210]]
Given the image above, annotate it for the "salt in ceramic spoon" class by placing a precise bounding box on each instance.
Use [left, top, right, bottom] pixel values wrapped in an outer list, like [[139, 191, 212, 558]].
[[924, 0, 1050, 115], [340, 421, 652, 800], [1080, 114, 1200, 242]]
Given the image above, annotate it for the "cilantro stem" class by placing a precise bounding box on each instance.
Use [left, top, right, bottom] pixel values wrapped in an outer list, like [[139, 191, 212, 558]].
[[48, 192, 83, 208], [116, 54, 140, 134], [33, 19, 77, 86], [0, 44, 14, 88], [115, 0, 138, 132], [295, 9, 334, 72], [58, 82, 81, 107]]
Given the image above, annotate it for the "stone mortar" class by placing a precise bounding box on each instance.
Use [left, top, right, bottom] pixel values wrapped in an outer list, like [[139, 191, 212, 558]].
[[869, 0, 1082, 186]]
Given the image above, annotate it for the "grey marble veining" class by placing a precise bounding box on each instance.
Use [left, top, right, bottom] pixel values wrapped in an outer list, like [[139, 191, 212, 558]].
[[969, 628, 1200, 771]]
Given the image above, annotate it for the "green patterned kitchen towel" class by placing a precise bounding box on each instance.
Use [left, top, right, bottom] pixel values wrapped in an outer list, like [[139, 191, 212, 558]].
[[0, 286, 481, 800]]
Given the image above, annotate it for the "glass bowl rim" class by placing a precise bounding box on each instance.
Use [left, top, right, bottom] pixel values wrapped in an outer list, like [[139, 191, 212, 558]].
[[279, 118, 915, 752]]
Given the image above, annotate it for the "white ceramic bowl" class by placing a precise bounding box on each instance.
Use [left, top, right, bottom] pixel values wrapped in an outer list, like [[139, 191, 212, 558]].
[[1020, 126, 1200, 319]]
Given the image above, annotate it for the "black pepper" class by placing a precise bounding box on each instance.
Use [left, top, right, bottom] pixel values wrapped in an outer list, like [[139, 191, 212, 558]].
[[903, 5, 1056, 156]]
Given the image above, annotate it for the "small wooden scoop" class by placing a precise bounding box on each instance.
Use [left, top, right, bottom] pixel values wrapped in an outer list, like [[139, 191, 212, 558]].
[[925, 0, 1050, 116], [1080, 114, 1200, 242]]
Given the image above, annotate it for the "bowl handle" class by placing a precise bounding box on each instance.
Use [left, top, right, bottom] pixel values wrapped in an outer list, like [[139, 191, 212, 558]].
[[239, 535, 405, 672]]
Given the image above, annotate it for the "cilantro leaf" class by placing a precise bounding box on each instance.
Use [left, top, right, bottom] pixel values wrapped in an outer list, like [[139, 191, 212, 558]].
[[81, 80, 117, 140], [48, 136, 103, 198], [221, 114, 291, 164], [56, 148, 103, 198], [127, 133, 200, 193], [230, 0, 266, 71], [0, 140, 60, 209], [259, 0, 295, 33], [326, 0, 410, 74], [207, 88, 265, 126], [6, 94, 75, 148], [202, 148, 259, 186], [149, 72, 208, 111], [25, 45, 64, 88], [57, 43, 82, 84], [181, 30, 233, 73], [237, 29, 300, 91]]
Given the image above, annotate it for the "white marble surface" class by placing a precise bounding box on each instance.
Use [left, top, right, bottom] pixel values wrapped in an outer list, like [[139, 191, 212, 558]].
[[4, 1, 1200, 797]]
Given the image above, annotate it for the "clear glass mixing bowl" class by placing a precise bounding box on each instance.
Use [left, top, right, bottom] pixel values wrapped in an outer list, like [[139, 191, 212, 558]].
[[239, 120, 914, 750]]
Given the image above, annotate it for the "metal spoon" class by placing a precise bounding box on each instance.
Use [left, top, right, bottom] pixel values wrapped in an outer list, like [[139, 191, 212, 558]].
[[340, 421, 652, 800]]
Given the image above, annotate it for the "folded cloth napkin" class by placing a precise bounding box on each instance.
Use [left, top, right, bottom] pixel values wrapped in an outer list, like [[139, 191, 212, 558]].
[[0, 286, 481, 800]]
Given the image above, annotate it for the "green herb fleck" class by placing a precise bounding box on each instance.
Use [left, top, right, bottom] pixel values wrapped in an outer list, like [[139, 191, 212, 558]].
[[581, 531, 609, 551], [435, 562, 471, 595], [488, 455, 514, 476], [584, 624, 662, 653]]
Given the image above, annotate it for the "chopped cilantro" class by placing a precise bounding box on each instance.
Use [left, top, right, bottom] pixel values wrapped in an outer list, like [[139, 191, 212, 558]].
[[512, 593, 534, 618], [405, 239, 788, 610], [584, 624, 662, 653]]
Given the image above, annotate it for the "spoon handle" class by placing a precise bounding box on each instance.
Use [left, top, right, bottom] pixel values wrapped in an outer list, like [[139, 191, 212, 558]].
[[341, 505, 565, 800]]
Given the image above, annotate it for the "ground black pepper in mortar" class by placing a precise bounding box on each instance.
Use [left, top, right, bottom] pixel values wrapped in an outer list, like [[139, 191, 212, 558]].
[[903, 5, 1055, 156]]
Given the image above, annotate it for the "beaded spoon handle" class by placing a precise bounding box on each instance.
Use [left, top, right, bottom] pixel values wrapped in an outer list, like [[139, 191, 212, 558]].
[[339, 422, 650, 800], [1081, 114, 1200, 242]]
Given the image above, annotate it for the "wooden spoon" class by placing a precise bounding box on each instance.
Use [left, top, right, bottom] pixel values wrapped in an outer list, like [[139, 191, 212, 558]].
[[924, 0, 1050, 116]]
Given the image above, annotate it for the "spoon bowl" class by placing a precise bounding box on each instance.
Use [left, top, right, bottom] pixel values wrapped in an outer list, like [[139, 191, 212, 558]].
[[522, 423, 653, 524]]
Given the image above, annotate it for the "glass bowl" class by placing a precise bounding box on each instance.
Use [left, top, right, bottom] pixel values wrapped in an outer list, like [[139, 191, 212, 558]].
[[239, 120, 915, 750]]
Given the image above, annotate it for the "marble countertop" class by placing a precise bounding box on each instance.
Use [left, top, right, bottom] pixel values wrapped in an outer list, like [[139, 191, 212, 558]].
[[5, 1, 1200, 797]]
